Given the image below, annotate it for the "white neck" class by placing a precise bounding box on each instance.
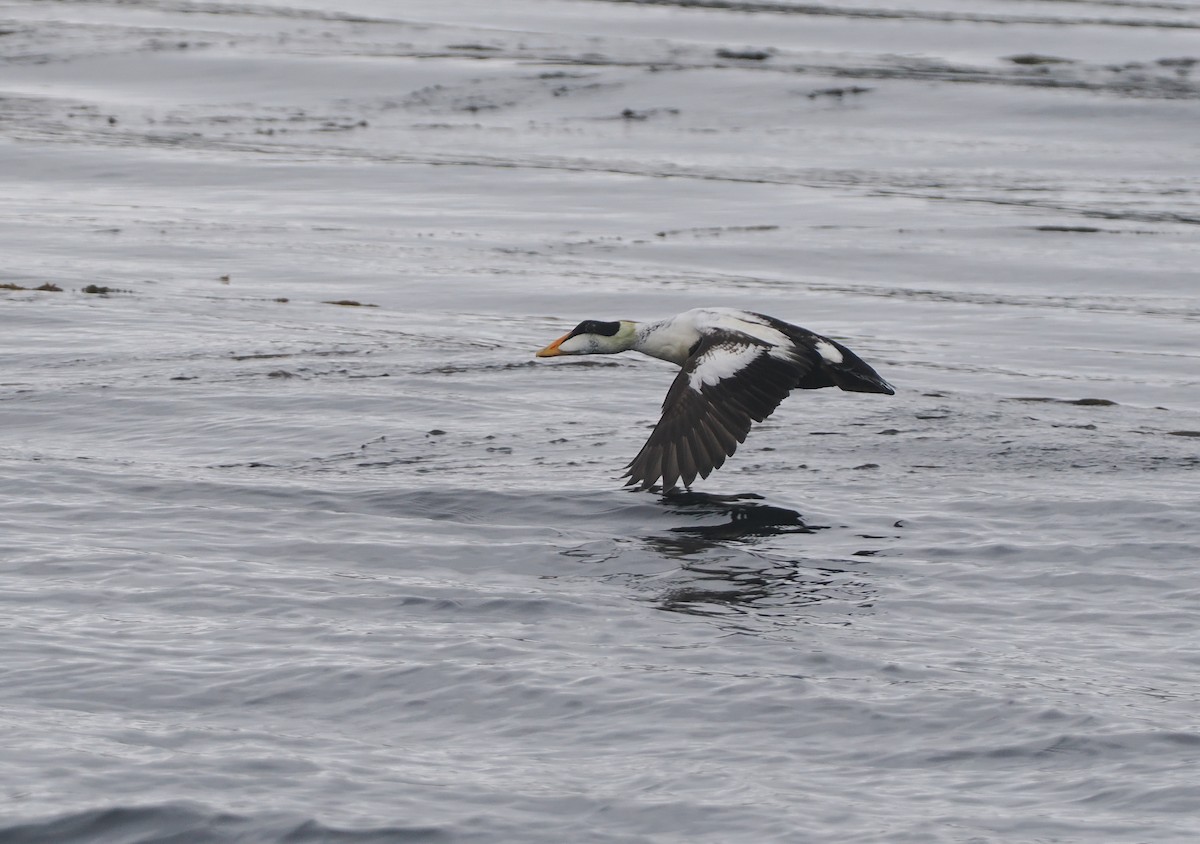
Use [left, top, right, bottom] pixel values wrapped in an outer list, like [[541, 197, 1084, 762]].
[[633, 318, 698, 366]]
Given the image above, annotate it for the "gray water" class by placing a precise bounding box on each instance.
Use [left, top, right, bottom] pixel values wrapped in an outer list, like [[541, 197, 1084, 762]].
[[2, 1, 1199, 842]]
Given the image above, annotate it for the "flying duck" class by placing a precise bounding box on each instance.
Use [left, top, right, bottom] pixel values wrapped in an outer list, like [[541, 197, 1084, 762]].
[[536, 307, 894, 490]]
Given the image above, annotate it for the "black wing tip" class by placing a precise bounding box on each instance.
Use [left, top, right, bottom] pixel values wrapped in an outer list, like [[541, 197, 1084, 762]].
[[621, 465, 657, 491]]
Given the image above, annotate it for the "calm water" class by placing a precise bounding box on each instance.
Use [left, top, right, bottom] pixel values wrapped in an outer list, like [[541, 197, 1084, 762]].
[[2, 1, 1199, 842]]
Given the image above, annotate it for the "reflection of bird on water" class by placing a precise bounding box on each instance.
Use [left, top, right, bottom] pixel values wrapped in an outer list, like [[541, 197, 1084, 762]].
[[656, 557, 872, 626], [648, 505, 872, 624], [632, 491, 879, 627], [642, 490, 824, 557], [536, 308, 894, 490]]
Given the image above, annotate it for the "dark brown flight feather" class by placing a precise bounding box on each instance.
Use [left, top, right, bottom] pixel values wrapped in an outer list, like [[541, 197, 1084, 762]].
[[623, 322, 893, 491], [623, 332, 811, 490]]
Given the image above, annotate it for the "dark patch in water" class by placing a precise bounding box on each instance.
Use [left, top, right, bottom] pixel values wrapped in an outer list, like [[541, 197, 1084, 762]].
[[1031, 225, 1103, 233], [1011, 397, 1118, 406], [806, 85, 872, 99], [1007, 54, 1075, 66], [0, 282, 61, 291], [716, 47, 773, 61]]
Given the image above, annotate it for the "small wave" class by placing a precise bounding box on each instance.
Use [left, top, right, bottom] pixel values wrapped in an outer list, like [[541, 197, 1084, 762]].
[[0, 803, 449, 844]]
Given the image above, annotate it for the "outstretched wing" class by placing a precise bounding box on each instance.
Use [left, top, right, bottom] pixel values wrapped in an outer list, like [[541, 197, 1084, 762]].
[[623, 331, 816, 490]]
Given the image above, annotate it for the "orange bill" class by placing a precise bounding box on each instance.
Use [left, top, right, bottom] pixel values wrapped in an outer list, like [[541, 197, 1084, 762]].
[[535, 332, 570, 357]]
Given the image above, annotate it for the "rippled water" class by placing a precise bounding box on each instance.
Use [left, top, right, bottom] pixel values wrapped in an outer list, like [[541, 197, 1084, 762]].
[[2, 1, 1199, 842]]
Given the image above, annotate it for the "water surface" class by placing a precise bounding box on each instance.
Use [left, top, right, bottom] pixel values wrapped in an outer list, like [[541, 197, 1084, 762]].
[[2, 1, 1199, 841]]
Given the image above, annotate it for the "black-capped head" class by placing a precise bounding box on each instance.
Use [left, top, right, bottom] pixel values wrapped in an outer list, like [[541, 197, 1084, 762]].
[[536, 318, 637, 358], [568, 319, 621, 339]]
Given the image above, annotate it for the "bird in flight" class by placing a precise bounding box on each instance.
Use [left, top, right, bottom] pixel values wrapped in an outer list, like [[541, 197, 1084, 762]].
[[536, 307, 894, 490]]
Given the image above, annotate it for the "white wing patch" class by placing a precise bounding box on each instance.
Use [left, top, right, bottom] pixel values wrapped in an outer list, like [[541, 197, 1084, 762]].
[[697, 309, 791, 349], [814, 339, 844, 364], [687, 343, 763, 392]]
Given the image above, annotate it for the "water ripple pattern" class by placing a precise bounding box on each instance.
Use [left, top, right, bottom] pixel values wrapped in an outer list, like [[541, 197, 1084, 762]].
[[1, 1, 1198, 842]]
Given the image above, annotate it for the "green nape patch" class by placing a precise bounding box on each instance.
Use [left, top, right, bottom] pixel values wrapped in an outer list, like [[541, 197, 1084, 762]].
[[323, 299, 379, 307], [1, 282, 63, 292]]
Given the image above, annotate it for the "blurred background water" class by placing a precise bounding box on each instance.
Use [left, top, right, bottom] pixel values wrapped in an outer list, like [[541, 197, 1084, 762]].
[[1, 1, 1198, 841]]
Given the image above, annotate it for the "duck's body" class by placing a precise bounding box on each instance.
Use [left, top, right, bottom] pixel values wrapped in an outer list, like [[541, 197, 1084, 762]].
[[536, 308, 894, 491]]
